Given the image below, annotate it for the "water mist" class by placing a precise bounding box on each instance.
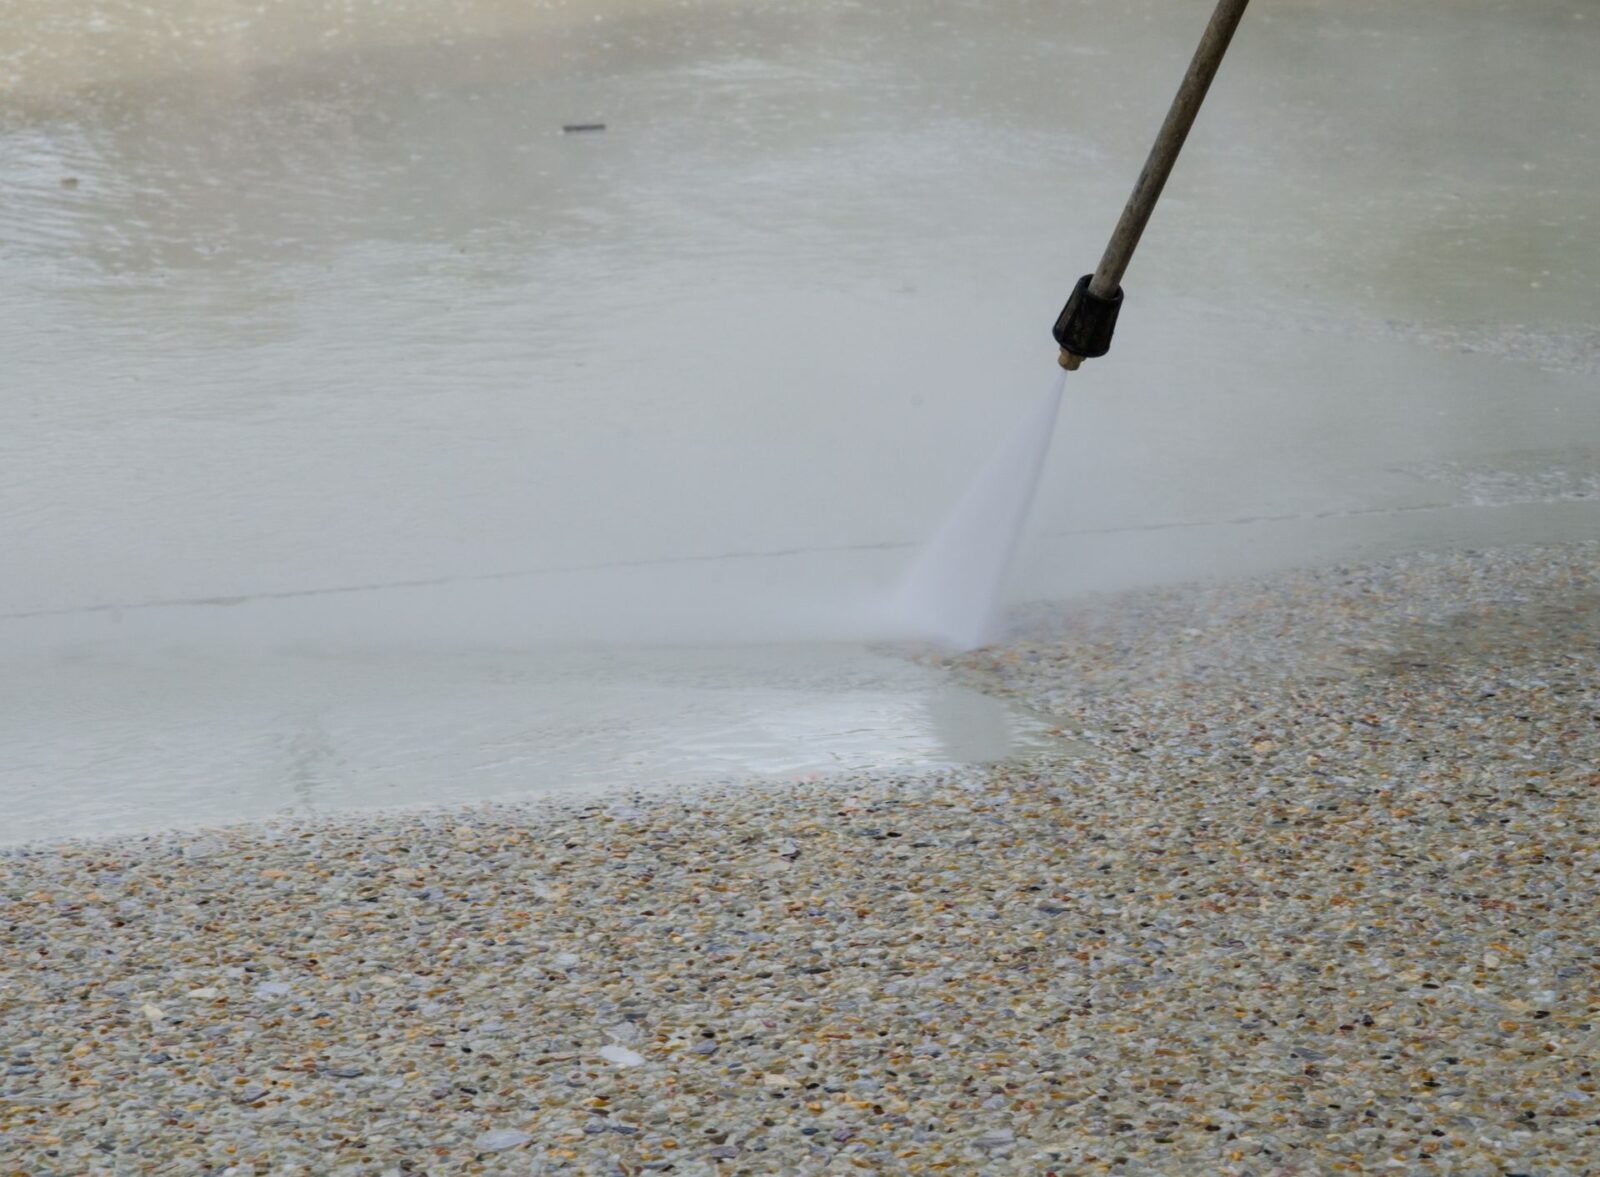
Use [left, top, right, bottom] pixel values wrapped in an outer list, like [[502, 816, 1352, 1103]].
[[891, 372, 1065, 648]]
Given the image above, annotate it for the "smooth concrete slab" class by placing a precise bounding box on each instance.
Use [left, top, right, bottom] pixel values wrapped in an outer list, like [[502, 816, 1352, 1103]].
[[1, 0, 1595, 836]]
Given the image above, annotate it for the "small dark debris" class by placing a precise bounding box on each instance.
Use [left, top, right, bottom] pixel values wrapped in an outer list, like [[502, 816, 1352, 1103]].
[[563, 123, 607, 133]]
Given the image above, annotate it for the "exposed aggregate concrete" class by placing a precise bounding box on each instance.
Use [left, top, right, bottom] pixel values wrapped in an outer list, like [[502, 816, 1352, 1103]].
[[2, 542, 1597, 1175]]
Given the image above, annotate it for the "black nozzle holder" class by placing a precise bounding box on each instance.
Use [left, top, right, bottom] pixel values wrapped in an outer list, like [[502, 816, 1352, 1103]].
[[1052, 274, 1123, 361]]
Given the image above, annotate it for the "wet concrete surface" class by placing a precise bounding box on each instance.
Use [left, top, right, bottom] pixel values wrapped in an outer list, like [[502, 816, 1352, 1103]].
[[0, 643, 1071, 845], [2, 0, 1595, 835]]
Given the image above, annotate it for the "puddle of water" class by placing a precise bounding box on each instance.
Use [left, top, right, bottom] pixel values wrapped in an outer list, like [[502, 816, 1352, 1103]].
[[0, 644, 1070, 845]]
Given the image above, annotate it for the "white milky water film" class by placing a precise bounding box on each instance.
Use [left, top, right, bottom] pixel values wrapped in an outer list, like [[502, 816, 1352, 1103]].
[[2, 0, 1597, 837]]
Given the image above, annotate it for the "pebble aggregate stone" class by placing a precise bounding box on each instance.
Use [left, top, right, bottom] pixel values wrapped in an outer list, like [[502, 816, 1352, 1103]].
[[2, 543, 1597, 1175]]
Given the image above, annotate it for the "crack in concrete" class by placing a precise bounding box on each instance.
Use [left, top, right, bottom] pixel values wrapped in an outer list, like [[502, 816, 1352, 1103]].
[[4, 496, 1591, 624]]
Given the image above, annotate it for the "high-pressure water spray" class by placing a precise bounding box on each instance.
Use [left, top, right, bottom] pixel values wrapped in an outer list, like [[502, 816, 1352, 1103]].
[[1054, 0, 1251, 370], [897, 0, 1254, 648]]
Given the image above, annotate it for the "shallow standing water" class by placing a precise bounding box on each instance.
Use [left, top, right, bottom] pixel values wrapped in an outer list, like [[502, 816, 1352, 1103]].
[[2, 0, 1596, 837], [0, 643, 1067, 845]]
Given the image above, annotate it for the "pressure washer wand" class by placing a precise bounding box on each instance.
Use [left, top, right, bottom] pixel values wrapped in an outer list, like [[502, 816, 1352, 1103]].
[[1054, 0, 1251, 370]]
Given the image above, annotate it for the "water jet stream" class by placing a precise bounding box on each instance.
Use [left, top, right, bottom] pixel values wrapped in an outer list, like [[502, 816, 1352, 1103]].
[[892, 372, 1065, 649], [894, 0, 1251, 648]]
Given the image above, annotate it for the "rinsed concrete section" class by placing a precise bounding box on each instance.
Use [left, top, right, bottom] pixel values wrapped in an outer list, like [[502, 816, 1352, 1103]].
[[1, 546, 1594, 1174], [0, 644, 1071, 846]]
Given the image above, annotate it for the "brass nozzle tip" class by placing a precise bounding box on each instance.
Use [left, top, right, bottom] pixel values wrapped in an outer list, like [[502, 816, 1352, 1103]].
[[1057, 349, 1083, 371]]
